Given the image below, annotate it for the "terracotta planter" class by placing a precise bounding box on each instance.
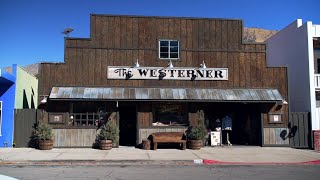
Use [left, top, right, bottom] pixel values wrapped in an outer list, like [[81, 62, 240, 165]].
[[100, 140, 113, 150], [188, 140, 203, 150], [38, 139, 53, 150]]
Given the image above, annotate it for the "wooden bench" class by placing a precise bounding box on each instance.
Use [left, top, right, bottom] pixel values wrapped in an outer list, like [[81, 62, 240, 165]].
[[151, 132, 186, 150]]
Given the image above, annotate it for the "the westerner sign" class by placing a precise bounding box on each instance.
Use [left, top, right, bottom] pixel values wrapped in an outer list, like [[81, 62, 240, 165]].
[[107, 66, 228, 81]]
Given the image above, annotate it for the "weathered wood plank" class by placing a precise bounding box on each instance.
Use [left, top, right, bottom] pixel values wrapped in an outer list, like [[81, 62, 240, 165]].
[[221, 20, 228, 50], [264, 128, 270, 144]]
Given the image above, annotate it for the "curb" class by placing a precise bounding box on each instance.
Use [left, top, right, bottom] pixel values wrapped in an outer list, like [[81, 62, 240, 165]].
[[1, 159, 320, 166], [0, 160, 195, 166], [202, 159, 320, 165]]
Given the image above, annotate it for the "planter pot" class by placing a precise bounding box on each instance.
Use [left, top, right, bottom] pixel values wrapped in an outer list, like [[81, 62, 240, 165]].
[[188, 140, 203, 150], [100, 140, 113, 150], [38, 139, 53, 150]]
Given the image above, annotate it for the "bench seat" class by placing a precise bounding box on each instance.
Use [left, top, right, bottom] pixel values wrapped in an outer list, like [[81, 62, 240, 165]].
[[151, 132, 186, 150]]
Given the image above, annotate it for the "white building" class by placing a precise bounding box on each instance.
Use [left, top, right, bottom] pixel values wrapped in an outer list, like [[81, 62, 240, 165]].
[[266, 19, 320, 134]]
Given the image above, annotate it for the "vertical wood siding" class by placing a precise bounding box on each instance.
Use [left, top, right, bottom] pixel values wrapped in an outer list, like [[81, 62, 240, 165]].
[[289, 112, 310, 148], [53, 129, 99, 147], [263, 128, 289, 145], [14, 109, 37, 147]]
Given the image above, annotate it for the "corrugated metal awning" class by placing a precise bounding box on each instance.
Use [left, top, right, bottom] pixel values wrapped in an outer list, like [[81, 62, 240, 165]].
[[48, 87, 284, 102]]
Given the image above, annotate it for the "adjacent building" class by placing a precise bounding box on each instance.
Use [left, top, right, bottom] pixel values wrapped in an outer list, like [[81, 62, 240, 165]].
[[267, 19, 320, 148], [0, 65, 38, 147]]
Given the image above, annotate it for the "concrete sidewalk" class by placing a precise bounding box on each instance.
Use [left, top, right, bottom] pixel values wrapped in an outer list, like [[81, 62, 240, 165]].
[[1, 146, 320, 165]]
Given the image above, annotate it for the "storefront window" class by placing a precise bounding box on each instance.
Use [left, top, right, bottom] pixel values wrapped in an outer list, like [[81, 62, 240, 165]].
[[153, 103, 188, 126], [69, 102, 103, 127]]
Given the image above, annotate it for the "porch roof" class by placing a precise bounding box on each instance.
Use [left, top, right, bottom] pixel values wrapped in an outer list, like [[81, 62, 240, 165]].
[[48, 87, 284, 103]]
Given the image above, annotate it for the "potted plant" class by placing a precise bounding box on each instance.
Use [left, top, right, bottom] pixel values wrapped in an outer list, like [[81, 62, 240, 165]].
[[97, 120, 119, 150], [34, 123, 54, 150], [186, 124, 207, 150]]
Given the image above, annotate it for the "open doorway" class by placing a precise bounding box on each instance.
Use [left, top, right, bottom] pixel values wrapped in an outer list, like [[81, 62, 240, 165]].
[[204, 103, 262, 146], [233, 103, 262, 145], [119, 105, 137, 146]]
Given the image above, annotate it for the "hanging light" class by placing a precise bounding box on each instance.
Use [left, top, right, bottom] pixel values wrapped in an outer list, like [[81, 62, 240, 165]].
[[167, 60, 174, 68], [134, 59, 140, 68], [200, 61, 206, 68]]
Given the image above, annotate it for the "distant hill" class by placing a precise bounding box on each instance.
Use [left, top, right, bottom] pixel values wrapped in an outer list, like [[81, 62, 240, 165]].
[[243, 27, 278, 43], [3, 28, 277, 77], [3, 63, 39, 77]]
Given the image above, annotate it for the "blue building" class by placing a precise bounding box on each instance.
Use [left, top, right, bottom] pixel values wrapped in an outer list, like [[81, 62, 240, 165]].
[[0, 66, 16, 147]]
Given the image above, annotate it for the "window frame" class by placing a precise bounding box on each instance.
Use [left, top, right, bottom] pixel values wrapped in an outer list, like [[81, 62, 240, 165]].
[[158, 39, 180, 60]]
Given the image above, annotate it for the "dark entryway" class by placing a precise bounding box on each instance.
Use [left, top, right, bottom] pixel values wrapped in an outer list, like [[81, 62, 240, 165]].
[[119, 105, 137, 146], [233, 103, 262, 145], [204, 103, 262, 146]]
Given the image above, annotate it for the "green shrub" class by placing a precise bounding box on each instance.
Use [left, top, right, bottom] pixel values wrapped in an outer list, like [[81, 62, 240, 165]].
[[34, 123, 53, 140], [97, 120, 120, 143], [186, 125, 207, 140]]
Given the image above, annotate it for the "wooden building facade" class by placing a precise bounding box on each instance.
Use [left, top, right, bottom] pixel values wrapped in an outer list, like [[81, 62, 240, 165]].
[[38, 15, 289, 147]]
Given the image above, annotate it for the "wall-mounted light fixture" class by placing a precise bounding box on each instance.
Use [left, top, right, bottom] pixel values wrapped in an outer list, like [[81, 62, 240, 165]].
[[282, 99, 288, 105], [68, 115, 74, 126], [134, 59, 140, 68], [167, 60, 174, 68], [126, 59, 140, 79], [40, 97, 47, 104], [200, 61, 206, 68], [275, 99, 288, 110]]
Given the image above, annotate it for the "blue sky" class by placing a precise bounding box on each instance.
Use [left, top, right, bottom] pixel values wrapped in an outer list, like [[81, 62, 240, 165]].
[[0, 0, 319, 69]]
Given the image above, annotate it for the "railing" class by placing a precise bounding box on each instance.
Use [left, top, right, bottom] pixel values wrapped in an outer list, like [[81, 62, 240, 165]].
[[315, 74, 320, 89]]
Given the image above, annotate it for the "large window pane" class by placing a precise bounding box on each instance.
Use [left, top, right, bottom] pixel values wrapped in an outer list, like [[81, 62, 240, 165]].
[[170, 46, 178, 53], [153, 103, 187, 126], [160, 53, 169, 58], [160, 41, 169, 46], [160, 47, 169, 53], [170, 41, 178, 46], [170, 53, 178, 59]]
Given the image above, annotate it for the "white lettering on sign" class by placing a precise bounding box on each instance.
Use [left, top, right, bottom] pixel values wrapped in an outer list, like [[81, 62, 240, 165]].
[[107, 66, 228, 81]]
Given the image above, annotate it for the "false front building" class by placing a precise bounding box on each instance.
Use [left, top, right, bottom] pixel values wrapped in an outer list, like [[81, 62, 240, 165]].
[[38, 15, 288, 147]]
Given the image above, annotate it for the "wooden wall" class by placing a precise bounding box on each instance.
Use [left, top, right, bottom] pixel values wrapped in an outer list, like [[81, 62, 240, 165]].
[[38, 15, 288, 129], [14, 109, 38, 147], [263, 127, 289, 146], [53, 129, 98, 147], [39, 15, 287, 97]]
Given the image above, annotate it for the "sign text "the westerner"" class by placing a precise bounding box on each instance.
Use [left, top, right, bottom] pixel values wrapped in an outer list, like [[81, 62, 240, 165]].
[[107, 66, 228, 81]]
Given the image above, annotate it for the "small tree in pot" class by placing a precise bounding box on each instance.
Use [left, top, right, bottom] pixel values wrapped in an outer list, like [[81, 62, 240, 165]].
[[34, 123, 54, 150], [97, 120, 119, 150], [186, 115, 208, 150]]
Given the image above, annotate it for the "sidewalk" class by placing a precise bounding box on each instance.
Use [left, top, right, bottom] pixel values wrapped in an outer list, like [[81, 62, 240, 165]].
[[1, 146, 320, 165]]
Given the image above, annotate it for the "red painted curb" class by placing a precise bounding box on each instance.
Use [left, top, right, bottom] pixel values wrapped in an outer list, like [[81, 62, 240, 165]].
[[202, 159, 320, 165]]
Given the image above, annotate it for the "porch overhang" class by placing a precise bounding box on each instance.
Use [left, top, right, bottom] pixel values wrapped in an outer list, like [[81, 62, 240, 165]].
[[48, 87, 284, 103]]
